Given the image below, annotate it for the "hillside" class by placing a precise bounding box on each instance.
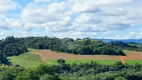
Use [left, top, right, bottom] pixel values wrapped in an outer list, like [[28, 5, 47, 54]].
[[0, 36, 142, 80], [1, 36, 142, 65], [8, 49, 142, 69]]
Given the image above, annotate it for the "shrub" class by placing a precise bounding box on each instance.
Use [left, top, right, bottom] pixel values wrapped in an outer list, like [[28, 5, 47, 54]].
[[57, 59, 65, 64]]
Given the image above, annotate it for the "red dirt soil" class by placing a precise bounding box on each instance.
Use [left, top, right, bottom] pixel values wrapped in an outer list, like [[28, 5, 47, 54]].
[[32, 50, 142, 60]]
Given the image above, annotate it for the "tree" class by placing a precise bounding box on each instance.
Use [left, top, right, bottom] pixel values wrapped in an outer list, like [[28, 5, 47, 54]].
[[57, 59, 65, 64], [0, 51, 8, 64], [5, 36, 16, 44], [3, 43, 27, 56]]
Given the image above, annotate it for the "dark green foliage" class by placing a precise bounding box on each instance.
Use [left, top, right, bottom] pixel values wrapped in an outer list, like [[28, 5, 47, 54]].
[[20, 64, 58, 80], [0, 52, 8, 64], [0, 65, 60, 80], [3, 43, 27, 56], [115, 76, 127, 80], [110, 41, 142, 52], [57, 61, 142, 80], [0, 66, 25, 80], [19, 37, 125, 55], [57, 59, 65, 64], [0, 36, 126, 56], [0, 62, 141, 80], [40, 74, 57, 80]]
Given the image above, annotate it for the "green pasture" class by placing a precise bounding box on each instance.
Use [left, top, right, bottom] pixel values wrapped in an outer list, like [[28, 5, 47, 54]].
[[48, 60, 142, 65], [8, 52, 47, 69]]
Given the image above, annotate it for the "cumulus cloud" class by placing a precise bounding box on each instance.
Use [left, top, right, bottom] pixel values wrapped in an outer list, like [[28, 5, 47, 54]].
[[19, 0, 140, 32], [94, 0, 134, 5], [34, 0, 51, 3], [0, 14, 23, 29], [0, 0, 18, 13], [21, 1, 72, 31], [0, 0, 142, 39], [124, 31, 142, 39], [53, 31, 97, 39]]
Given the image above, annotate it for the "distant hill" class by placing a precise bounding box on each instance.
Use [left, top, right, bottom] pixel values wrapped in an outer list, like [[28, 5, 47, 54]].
[[94, 39, 142, 44]]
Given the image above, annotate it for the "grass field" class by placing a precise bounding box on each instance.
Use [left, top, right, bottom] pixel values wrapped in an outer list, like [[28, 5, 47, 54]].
[[48, 60, 142, 65], [8, 52, 47, 69], [8, 49, 142, 68], [48, 60, 120, 65]]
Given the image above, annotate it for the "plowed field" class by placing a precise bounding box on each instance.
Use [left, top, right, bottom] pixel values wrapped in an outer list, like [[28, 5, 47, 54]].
[[32, 50, 142, 60]]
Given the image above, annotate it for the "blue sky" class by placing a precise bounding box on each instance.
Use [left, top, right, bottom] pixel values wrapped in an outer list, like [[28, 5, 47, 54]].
[[0, 0, 142, 39]]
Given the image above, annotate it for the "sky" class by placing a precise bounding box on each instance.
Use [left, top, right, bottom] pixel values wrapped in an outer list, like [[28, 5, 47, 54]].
[[0, 0, 142, 39]]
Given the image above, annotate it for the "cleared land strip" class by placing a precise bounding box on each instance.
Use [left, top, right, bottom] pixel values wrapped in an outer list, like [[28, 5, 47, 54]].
[[32, 50, 142, 60]]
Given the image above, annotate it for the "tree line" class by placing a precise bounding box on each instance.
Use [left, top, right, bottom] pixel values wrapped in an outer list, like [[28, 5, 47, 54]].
[[18, 37, 125, 55], [110, 41, 142, 52]]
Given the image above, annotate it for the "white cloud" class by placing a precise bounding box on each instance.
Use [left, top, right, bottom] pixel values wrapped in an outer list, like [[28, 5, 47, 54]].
[[75, 13, 102, 24], [72, 2, 100, 13], [20, 1, 72, 31], [0, 0, 142, 39], [34, 0, 51, 3], [17, 0, 142, 38], [94, 0, 134, 5], [124, 31, 142, 39], [0, 15, 23, 29], [0, 31, 5, 36], [0, 0, 21, 29], [0, 0, 18, 13], [53, 31, 97, 39]]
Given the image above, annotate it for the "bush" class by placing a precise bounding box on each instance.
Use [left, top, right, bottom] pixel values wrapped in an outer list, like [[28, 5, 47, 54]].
[[115, 76, 127, 80], [57, 59, 65, 64], [40, 74, 57, 80]]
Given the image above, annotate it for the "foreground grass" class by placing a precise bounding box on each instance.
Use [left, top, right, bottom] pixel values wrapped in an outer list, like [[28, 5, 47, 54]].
[[48, 60, 119, 65], [8, 52, 47, 69], [125, 60, 142, 64], [48, 60, 142, 65]]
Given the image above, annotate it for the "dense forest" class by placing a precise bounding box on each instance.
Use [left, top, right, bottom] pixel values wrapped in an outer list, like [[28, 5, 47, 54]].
[[0, 36, 125, 56], [0, 60, 142, 80], [18, 36, 125, 55]]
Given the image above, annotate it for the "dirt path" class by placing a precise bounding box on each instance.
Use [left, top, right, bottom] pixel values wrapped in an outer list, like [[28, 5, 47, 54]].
[[32, 50, 142, 60]]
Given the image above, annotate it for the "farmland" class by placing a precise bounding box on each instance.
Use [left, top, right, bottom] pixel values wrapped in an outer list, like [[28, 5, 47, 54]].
[[8, 49, 142, 69], [32, 49, 142, 60]]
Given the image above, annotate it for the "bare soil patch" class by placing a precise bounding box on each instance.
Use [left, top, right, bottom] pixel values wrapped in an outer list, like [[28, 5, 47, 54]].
[[32, 50, 142, 60], [124, 51, 142, 60]]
